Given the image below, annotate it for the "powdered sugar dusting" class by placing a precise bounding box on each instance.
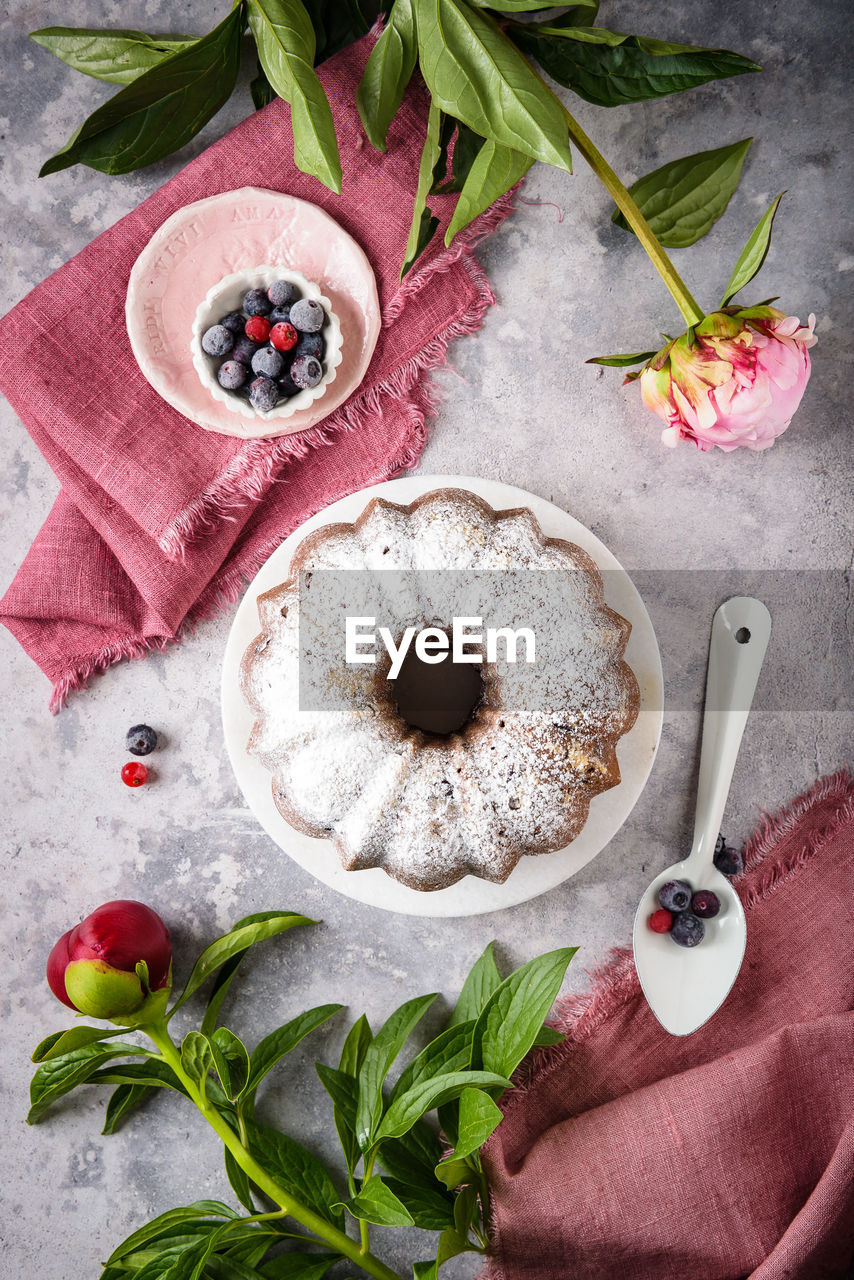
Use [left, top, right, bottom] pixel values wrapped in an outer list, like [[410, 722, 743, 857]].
[[240, 489, 639, 890]]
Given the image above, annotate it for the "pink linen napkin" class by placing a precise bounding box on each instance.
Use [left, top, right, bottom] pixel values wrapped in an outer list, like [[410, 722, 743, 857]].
[[0, 35, 512, 710], [482, 770, 854, 1280]]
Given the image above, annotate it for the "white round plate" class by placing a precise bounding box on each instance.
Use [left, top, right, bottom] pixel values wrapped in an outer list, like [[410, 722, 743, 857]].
[[126, 188, 380, 439], [222, 476, 664, 917]]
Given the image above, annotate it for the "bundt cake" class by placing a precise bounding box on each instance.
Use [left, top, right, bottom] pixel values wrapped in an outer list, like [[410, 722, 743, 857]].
[[240, 488, 639, 891]]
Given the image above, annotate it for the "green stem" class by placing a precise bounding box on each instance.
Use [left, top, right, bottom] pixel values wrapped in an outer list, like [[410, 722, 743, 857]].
[[146, 1024, 404, 1280], [359, 1151, 377, 1255], [558, 101, 705, 327]]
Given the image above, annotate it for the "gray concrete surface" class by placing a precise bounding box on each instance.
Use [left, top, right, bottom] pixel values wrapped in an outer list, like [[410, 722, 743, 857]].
[[1, 2, 852, 1278]]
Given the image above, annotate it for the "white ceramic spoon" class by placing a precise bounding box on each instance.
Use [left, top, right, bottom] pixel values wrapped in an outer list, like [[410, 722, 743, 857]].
[[633, 596, 772, 1035]]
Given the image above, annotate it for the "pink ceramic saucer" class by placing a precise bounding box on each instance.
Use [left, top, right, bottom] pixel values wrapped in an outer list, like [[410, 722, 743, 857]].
[[126, 187, 380, 439]]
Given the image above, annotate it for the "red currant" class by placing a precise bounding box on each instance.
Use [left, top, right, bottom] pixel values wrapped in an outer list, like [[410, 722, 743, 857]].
[[648, 908, 673, 934], [270, 322, 298, 352], [244, 315, 271, 343], [121, 761, 148, 787]]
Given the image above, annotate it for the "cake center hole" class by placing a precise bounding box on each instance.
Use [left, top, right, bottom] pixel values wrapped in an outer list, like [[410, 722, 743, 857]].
[[392, 637, 484, 736]]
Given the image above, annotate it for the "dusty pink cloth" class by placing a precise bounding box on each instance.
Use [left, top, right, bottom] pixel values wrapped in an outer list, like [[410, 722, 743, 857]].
[[483, 771, 854, 1280], [0, 37, 509, 710]]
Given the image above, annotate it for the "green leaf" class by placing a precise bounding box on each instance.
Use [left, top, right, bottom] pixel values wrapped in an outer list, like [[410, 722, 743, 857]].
[[244, 1118, 345, 1230], [433, 1156, 473, 1189], [433, 120, 483, 193], [258, 1252, 340, 1279], [586, 351, 657, 367], [303, 0, 370, 62], [449, 942, 502, 1026], [414, 0, 572, 169], [102, 1082, 158, 1134], [30, 26, 196, 85], [453, 1087, 502, 1158], [471, 948, 577, 1078], [106, 1203, 238, 1265], [181, 1030, 213, 1099], [401, 100, 443, 278], [209, 1028, 250, 1102], [531, 1025, 566, 1047], [415, 1225, 477, 1279], [338, 1013, 372, 1078], [383, 1177, 455, 1229], [246, 0, 342, 193], [721, 192, 785, 306], [355, 991, 438, 1149], [512, 24, 760, 107], [453, 1181, 479, 1238], [376, 1122, 444, 1187], [172, 912, 316, 1016], [376, 1070, 512, 1141], [357, 0, 417, 151], [87, 1058, 191, 1095], [315, 1063, 360, 1172], [250, 60, 277, 112], [32, 1025, 126, 1062], [342, 1174, 415, 1226], [246, 1005, 343, 1099], [224, 1148, 256, 1215], [39, 7, 242, 176], [612, 138, 752, 247], [389, 1021, 475, 1105], [445, 137, 532, 244], [28, 1042, 150, 1123]]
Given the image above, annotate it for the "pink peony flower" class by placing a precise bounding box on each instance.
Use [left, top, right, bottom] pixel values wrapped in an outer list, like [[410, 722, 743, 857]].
[[637, 306, 817, 452], [47, 900, 171, 1018]]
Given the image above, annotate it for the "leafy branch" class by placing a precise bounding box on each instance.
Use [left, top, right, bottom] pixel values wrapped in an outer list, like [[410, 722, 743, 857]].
[[29, 913, 576, 1280], [30, 1, 763, 302]]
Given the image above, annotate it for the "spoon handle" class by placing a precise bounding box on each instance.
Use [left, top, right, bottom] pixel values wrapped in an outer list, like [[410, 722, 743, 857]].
[[688, 597, 772, 870]]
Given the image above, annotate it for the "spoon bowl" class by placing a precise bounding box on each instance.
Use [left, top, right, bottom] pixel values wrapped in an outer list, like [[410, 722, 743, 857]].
[[633, 596, 771, 1035]]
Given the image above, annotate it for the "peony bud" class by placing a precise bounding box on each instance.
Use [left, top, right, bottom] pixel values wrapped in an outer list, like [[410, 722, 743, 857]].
[[47, 900, 171, 1019], [637, 306, 817, 452]]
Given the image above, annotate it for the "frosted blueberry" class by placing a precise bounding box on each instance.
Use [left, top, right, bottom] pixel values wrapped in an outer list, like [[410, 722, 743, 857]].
[[269, 305, 292, 326], [248, 376, 280, 412], [243, 288, 273, 317], [289, 298, 324, 333], [201, 324, 234, 357], [671, 912, 705, 948], [294, 331, 323, 360], [220, 311, 246, 335], [658, 880, 692, 912], [267, 279, 296, 307], [251, 346, 285, 378], [218, 360, 248, 390], [232, 335, 259, 364], [290, 354, 323, 389]]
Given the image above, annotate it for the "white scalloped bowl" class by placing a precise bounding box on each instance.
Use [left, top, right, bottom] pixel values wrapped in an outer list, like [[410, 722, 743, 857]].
[[191, 266, 343, 421]]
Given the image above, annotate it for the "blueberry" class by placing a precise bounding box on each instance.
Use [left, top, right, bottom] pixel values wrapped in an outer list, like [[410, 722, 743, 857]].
[[671, 912, 705, 948], [294, 331, 323, 360], [251, 346, 285, 378], [269, 304, 292, 326], [267, 279, 296, 307], [713, 844, 745, 878], [201, 324, 234, 357], [219, 311, 246, 334], [243, 288, 273, 317], [218, 360, 248, 390], [290, 354, 323, 389], [232, 335, 260, 364], [658, 879, 692, 912], [278, 372, 299, 398], [289, 298, 325, 333], [248, 376, 280, 413], [691, 889, 721, 918], [126, 724, 157, 756]]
